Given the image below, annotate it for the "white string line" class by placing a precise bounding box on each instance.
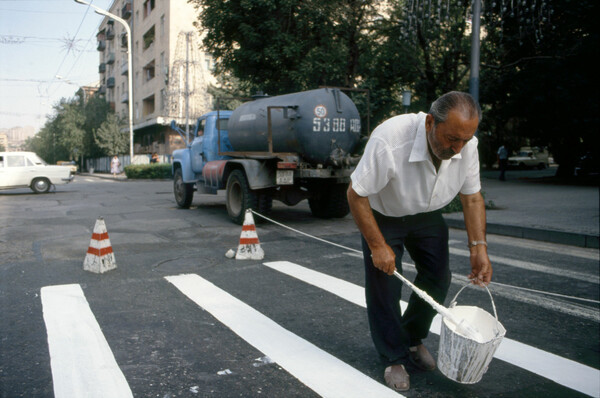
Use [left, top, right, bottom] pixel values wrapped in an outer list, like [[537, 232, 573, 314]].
[[250, 210, 600, 305]]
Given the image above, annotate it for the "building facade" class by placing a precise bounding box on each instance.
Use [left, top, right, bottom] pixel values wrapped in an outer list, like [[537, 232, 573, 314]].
[[96, 0, 216, 156]]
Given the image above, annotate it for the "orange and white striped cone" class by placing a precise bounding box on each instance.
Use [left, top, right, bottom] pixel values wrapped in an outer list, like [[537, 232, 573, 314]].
[[83, 217, 117, 273], [235, 210, 264, 260]]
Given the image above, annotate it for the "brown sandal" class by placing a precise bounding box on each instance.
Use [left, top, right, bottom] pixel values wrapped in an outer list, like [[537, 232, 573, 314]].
[[384, 364, 410, 391]]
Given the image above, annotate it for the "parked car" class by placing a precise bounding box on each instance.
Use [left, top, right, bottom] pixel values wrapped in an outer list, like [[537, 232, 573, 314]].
[[508, 146, 550, 169], [0, 152, 74, 193], [57, 160, 79, 173]]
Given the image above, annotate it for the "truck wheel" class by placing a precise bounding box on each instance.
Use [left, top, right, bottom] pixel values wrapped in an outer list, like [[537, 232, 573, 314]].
[[174, 168, 194, 208], [226, 169, 258, 224], [31, 178, 50, 193], [309, 183, 350, 219]]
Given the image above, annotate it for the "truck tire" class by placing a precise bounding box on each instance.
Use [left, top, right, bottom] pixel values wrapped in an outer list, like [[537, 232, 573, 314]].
[[174, 168, 194, 208], [226, 169, 258, 224], [309, 183, 350, 219]]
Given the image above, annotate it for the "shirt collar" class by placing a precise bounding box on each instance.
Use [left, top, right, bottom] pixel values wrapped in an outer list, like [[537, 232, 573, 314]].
[[408, 113, 462, 163]]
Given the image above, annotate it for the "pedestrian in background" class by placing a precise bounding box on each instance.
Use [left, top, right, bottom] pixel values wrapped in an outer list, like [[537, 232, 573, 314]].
[[151, 152, 159, 164], [347, 91, 492, 392], [111, 155, 120, 178], [497, 143, 508, 181]]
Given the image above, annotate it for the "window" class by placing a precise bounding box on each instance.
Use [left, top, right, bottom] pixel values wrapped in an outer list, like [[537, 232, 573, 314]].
[[160, 89, 166, 111], [143, 26, 155, 50], [143, 60, 155, 82], [142, 95, 155, 117], [143, 0, 155, 18], [160, 14, 165, 37], [6, 155, 26, 167]]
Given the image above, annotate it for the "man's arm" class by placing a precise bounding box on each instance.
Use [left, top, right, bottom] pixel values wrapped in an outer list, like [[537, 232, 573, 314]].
[[459, 191, 493, 285], [347, 182, 396, 275]]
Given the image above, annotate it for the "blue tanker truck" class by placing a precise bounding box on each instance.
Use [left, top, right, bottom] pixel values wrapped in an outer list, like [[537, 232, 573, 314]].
[[170, 87, 363, 224]]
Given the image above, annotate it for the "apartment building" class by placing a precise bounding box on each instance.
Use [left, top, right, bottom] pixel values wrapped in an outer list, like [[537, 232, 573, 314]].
[[96, 0, 216, 156]]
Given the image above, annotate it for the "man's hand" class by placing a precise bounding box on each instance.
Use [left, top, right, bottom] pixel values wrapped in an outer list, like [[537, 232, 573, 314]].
[[468, 247, 492, 285], [371, 244, 396, 275]]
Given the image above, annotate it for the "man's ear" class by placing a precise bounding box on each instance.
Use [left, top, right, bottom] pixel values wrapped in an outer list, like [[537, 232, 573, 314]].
[[425, 114, 434, 131]]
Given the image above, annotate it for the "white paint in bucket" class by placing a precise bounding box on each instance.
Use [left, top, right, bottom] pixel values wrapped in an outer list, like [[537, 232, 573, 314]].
[[438, 286, 506, 384]]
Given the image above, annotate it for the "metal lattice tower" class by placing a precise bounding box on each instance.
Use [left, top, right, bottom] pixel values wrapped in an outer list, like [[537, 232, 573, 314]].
[[166, 31, 212, 126]]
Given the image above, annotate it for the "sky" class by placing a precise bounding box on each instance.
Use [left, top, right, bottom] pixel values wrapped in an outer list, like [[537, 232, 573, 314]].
[[0, 0, 115, 132]]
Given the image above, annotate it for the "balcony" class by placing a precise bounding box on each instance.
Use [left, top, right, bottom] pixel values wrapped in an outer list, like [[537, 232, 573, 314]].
[[121, 91, 129, 103], [99, 63, 106, 73], [106, 28, 115, 40], [121, 60, 129, 76], [98, 85, 106, 95], [97, 40, 106, 51], [106, 77, 115, 88], [106, 52, 115, 65], [120, 32, 128, 49], [121, 0, 132, 19]]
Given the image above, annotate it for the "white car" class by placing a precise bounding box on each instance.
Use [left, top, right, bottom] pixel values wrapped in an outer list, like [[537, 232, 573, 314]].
[[508, 146, 550, 169], [0, 152, 74, 193]]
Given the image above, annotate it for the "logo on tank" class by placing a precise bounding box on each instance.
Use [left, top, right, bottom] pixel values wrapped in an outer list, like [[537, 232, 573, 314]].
[[314, 105, 327, 118]]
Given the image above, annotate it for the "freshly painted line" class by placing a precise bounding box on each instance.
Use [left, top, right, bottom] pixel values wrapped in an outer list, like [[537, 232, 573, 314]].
[[450, 247, 599, 284], [484, 234, 600, 261], [41, 284, 133, 398], [166, 274, 403, 398], [343, 252, 600, 322], [263, 261, 600, 398]]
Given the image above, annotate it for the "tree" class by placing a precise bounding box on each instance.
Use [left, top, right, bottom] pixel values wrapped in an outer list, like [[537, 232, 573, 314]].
[[94, 113, 129, 155], [193, 0, 379, 95], [479, 0, 599, 175]]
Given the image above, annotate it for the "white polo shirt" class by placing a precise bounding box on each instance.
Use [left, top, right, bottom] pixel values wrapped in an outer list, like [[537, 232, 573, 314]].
[[351, 112, 481, 217]]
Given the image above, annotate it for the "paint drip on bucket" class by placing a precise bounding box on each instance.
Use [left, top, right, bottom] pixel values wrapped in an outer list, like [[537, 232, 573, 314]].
[[438, 292, 506, 384]]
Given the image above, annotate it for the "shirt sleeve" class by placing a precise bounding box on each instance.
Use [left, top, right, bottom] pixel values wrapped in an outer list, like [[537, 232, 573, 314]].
[[350, 136, 395, 197], [459, 138, 482, 195]]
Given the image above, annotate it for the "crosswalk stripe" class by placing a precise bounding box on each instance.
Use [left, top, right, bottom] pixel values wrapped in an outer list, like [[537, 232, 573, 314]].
[[41, 284, 133, 398], [165, 273, 404, 398], [263, 261, 600, 398]]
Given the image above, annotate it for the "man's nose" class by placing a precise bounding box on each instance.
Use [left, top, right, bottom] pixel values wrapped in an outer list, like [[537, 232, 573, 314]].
[[451, 142, 465, 154]]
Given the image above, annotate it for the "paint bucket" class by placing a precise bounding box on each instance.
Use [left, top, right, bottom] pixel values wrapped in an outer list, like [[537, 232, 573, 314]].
[[437, 283, 506, 384]]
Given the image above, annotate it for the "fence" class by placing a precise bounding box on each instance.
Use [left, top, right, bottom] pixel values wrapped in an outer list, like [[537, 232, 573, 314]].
[[86, 154, 172, 173]]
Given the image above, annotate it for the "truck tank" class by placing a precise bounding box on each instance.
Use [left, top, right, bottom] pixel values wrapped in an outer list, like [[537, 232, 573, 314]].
[[226, 88, 361, 165]]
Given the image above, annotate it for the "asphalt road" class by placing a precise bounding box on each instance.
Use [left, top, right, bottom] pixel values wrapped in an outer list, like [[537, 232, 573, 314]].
[[1, 176, 598, 398]]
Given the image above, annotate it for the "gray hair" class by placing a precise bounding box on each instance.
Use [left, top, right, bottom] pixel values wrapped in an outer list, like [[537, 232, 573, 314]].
[[428, 91, 482, 125]]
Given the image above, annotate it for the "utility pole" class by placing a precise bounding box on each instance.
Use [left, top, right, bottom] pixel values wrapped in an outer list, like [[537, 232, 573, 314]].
[[185, 32, 190, 144], [469, 0, 481, 104]]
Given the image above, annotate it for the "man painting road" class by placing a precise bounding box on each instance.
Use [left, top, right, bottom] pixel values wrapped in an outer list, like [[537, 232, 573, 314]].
[[347, 91, 493, 392]]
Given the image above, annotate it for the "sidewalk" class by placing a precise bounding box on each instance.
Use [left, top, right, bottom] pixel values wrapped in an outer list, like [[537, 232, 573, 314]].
[[444, 170, 599, 248]]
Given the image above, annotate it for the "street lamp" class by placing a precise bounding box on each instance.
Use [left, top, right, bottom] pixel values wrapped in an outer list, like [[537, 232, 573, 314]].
[[55, 75, 86, 103], [74, 0, 134, 162], [402, 89, 412, 114]]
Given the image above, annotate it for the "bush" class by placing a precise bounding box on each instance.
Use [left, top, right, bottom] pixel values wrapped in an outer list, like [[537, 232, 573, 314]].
[[124, 163, 172, 179], [441, 192, 496, 213]]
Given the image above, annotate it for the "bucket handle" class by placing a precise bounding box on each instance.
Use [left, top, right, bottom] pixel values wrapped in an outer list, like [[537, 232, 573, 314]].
[[449, 283, 499, 323]]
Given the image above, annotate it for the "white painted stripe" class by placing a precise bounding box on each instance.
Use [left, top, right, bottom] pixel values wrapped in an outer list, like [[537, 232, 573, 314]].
[[483, 234, 600, 261], [166, 274, 403, 398], [450, 247, 599, 284], [41, 284, 133, 398], [343, 252, 600, 321], [263, 261, 600, 398]]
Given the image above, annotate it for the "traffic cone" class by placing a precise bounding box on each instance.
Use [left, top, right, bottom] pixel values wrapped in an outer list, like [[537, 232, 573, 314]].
[[83, 217, 117, 273], [235, 210, 264, 260]]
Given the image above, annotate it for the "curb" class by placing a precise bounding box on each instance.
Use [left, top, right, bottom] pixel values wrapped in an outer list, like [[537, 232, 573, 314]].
[[444, 217, 599, 249]]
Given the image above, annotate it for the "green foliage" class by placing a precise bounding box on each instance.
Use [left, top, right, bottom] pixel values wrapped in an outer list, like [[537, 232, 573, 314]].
[[194, 0, 378, 95], [124, 163, 172, 179], [25, 93, 114, 164], [94, 113, 129, 156]]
